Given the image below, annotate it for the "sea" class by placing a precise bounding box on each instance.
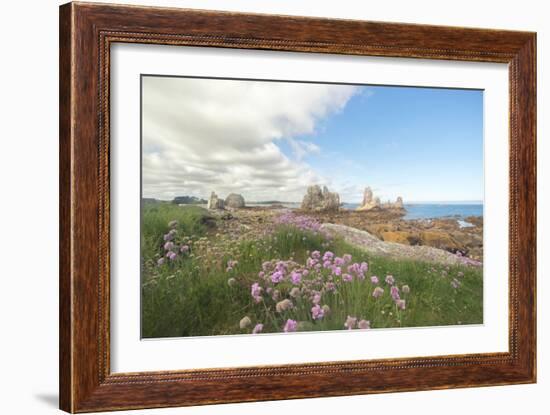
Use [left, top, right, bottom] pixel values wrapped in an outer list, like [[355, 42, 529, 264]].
[[248, 202, 483, 223]]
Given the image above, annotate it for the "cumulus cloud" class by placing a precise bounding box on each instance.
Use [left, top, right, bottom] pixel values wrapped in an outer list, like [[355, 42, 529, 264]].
[[142, 76, 358, 201]]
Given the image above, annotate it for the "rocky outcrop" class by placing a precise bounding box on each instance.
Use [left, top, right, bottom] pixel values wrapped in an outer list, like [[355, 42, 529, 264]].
[[301, 185, 340, 212], [356, 187, 380, 211], [356, 187, 404, 211], [225, 193, 246, 208], [420, 231, 461, 252], [381, 231, 419, 245], [320, 223, 481, 266], [394, 196, 404, 209], [207, 191, 225, 210]]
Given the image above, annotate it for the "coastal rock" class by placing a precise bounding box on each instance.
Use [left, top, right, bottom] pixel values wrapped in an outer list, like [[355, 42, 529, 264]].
[[420, 231, 461, 252], [301, 185, 340, 212], [207, 191, 225, 210], [225, 193, 246, 208], [395, 196, 404, 209], [320, 223, 480, 266], [356, 187, 380, 211], [381, 231, 419, 245], [356, 187, 404, 211]]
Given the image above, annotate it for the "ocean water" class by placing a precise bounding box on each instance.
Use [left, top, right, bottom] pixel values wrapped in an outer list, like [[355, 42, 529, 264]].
[[248, 202, 483, 221], [401, 204, 483, 220], [341, 203, 483, 220]]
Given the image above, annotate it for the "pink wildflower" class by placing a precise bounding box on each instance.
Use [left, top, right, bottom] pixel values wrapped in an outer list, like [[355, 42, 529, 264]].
[[358, 319, 371, 329], [390, 286, 400, 301], [370, 275, 379, 284], [385, 275, 395, 285], [252, 323, 264, 334], [325, 282, 336, 292], [271, 271, 284, 283], [290, 271, 302, 285], [372, 287, 384, 298], [251, 282, 262, 303], [284, 319, 298, 332], [322, 251, 334, 262], [311, 304, 325, 320], [344, 315, 357, 330]]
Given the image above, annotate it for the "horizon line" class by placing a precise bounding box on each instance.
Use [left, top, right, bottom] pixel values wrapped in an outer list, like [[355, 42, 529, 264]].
[[144, 196, 483, 205]]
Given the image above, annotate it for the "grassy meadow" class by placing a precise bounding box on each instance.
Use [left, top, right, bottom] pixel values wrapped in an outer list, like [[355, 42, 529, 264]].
[[141, 203, 483, 338]]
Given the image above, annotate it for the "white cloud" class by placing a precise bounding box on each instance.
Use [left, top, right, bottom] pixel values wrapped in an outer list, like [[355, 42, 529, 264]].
[[142, 76, 358, 201], [287, 139, 321, 161]]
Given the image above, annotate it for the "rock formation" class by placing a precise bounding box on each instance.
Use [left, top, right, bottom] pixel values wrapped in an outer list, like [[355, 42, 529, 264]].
[[395, 196, 404, 209], [207, 191, 225, 210], [225, 193, 246, 208], [356, 187, 380, 211], [356, 187, 404, 211], [301, 185, 340, 212], [320, 223, 480, 266]]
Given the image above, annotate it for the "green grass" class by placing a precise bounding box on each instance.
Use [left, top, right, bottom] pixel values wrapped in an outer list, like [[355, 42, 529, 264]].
[[141, 204, 482, 338]]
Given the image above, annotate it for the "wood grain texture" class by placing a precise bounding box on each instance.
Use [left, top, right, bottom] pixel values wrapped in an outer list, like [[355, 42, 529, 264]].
[[59, 2, 537, 412]]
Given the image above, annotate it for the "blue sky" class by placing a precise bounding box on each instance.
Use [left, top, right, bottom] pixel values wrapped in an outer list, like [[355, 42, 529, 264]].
[[143, 77, 483, 203], [277, 85, 484, 203]]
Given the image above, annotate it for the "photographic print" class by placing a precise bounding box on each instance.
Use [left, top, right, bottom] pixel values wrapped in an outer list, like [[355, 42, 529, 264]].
[[140, 75, 484, 339]]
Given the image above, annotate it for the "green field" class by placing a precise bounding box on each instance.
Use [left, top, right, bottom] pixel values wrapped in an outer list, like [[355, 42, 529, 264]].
[[141, 203, 483, 338]]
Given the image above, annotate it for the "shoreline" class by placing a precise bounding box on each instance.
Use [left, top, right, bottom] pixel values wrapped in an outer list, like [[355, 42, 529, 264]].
[[200, 204, 484, 263]]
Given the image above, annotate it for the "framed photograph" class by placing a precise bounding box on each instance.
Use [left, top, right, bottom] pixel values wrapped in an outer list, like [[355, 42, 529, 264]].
[[59, 2, 536, 412]]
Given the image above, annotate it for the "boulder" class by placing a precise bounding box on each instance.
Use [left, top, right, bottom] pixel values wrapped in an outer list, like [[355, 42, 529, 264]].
[[207, 191, 225, 210], [225, 193, 246, 208], [301, 185, 340, 212]]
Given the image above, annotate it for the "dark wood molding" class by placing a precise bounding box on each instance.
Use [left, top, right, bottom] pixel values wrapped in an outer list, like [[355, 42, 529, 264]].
[[59, 2, 536, 412]]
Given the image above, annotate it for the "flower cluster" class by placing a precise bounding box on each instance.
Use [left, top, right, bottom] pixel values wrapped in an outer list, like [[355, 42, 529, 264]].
[[243, 250, 410, 333], [274, 211, 323, 233], [384, 274, 407, 310], [344, 316, 371, 330], [157, 220, 190, 266]]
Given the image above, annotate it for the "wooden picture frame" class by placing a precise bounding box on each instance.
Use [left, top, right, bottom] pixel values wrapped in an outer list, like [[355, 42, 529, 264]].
[[59, 2, 536, 412]]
